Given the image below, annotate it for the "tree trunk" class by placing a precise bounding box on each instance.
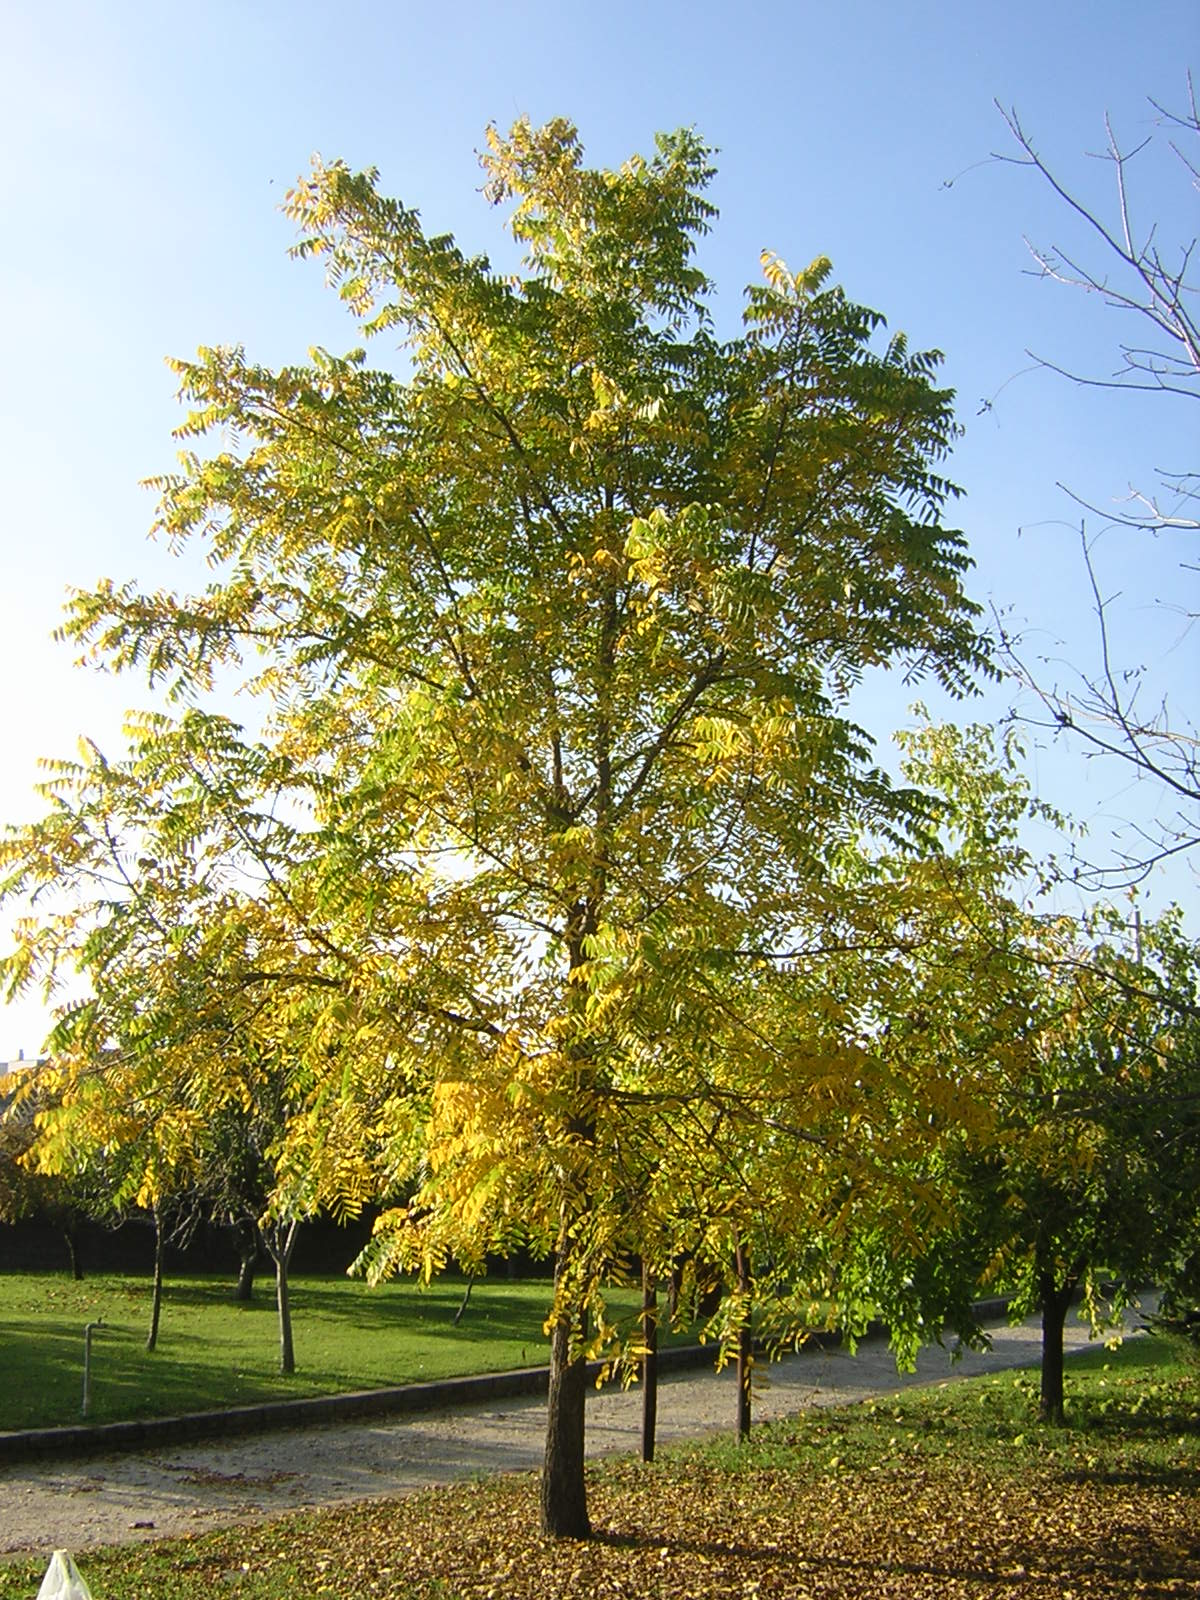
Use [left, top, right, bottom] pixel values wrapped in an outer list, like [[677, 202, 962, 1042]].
[[265, 1219, 300, 1375], [667, 1261, 682, 1323], [146, 1207, 165, 1352], [233, 1222, 259, 1302], [541, 922, 599, 1539], [1038, 1271, 1071, 1425], [540, 1236, 590, 1539], [276, 1255, 295, 1375], [453, 1274, 475, 1326], [62, 1224, 83, 1282], [234, 1251, 256, 1302], [641, 1265, 658, 1464], [735, 1240, 752, 1442]]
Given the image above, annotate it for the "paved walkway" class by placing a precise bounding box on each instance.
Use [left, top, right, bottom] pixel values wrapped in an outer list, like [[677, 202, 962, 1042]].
[[0, 1299, 1151, 1560]]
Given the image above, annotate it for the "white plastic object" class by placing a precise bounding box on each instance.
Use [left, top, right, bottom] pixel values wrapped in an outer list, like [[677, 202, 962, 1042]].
[[36, 1551, 94, 1600]]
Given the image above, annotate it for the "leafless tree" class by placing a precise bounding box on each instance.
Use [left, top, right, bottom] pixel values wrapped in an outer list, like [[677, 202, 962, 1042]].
[[990, 77, 1198, 889]]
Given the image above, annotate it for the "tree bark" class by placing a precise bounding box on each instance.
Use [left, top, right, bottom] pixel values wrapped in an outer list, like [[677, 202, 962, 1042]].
[[233, 1221, 259, 1302], [453, 1274, 475, 1326], [641, 1265, 658, 1464], [1038, 1271, 1072, 1425], [146, 1207, 165, 1352], [276, 1258, 295, 1374], [539, 911, 599, 1539], [667, 1261, 682, 1323], [735, 1240, 752, 1442], [540, 1236, 590, 1538], [265, 1219, 300, 1375], [62, 1223, 83, 1282]]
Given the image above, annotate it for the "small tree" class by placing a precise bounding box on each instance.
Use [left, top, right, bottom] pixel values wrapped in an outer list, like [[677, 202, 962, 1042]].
[[877, 725, 1200, 1423], [968, 913, 1199, 1424], [194, 1051, 321, 1375], [0, 717, 324, 1372]]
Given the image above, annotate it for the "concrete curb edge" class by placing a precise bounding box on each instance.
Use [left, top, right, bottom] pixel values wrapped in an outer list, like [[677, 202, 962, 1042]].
[[0, 1296, 1014, 1465]]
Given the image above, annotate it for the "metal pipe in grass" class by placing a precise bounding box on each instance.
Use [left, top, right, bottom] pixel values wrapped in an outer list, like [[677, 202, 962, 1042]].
[[81, 1321, 103, 1418]]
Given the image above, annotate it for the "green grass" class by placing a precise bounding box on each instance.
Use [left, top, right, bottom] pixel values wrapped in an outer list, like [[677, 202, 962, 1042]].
[[0, 1334, 1195, 1599], [691, 1328, 1200, 1483], [0, 1270, 677, 1431]]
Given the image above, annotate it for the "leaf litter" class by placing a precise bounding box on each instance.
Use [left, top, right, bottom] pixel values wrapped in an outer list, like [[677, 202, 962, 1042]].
[[1, 1350, 1195, 1599]]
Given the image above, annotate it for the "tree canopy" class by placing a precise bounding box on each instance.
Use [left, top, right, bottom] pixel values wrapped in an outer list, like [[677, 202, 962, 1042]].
[[2, 118, 1000, 1536]]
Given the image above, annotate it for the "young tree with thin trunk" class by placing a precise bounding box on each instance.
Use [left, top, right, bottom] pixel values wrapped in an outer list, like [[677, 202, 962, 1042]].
[[639, 1262, 657, 1463], [987, 916, 1199, 1426], [0, 719, 327, 1373], [873, 723, 1200, 1425]]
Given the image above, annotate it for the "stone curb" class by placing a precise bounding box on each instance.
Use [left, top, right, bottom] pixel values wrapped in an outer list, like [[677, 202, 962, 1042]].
[[0, 1296, 1013, 1466]]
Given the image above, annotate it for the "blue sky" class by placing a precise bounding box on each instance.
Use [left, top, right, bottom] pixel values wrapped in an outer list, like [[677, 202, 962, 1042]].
[[1, 0, 1196, 1054]]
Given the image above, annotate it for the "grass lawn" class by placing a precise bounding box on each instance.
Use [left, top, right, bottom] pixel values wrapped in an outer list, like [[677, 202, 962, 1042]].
[[0, 1334, 1195, 1598], [0, 1269, 677, 1431]]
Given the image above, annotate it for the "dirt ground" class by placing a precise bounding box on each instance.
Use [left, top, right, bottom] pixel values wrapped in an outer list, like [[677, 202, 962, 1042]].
[[0, 1305, 1147, 1561]]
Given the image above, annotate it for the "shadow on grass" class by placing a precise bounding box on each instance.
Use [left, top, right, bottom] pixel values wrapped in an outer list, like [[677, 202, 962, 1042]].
[[0, 1317, 317, 1429], [1066, 1404, 1200, 1438], [1066, 1338, 1169, 1374], [130, 1275, 556, 1339], [591, 1481, 1200, 1590], [1058, 1463, 1200, 1489], [590, 1522, 1197, 1590], [0, 1274, 569, 1431]]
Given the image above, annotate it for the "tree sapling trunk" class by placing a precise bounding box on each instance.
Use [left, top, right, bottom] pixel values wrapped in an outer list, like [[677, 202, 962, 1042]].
[[735, 1240, 752, 1441], [146, 1206, 165, 1352], [641, 1264, 658, 1464], [63, 1224, 83, 1282], [265, 1218, 300, 1375], [453, 1274, 475, 1325], [233, 1221, 259, 1302]]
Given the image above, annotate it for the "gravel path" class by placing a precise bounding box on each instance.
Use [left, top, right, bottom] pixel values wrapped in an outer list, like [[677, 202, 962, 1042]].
[[0, 1301, 1150, 1561]]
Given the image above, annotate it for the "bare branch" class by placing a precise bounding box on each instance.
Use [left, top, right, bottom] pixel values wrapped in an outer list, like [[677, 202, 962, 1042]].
[[992, 82, 1199, 889]]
